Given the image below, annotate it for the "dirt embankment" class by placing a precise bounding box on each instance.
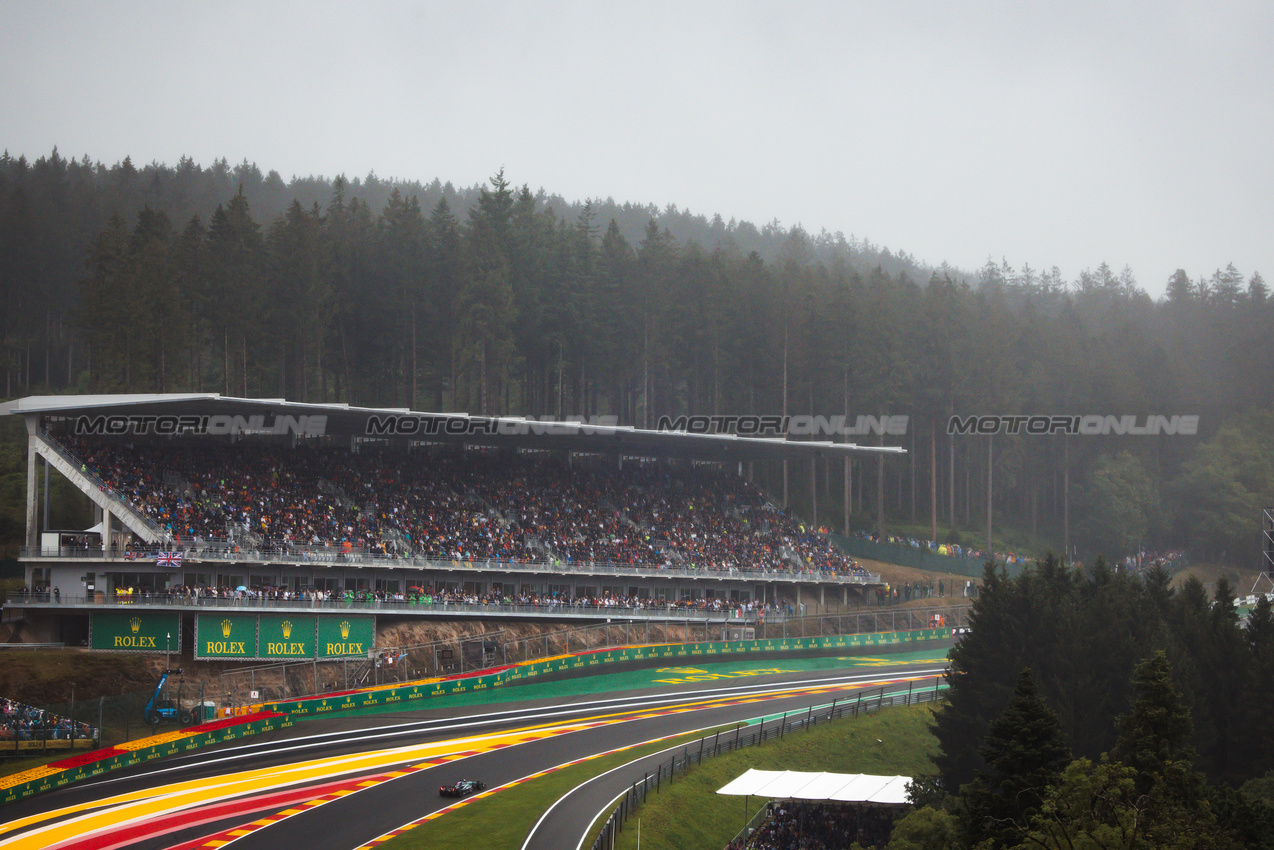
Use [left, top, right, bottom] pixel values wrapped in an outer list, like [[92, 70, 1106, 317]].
[[375, 617, 707, 650], [0, 651, 158, 705]]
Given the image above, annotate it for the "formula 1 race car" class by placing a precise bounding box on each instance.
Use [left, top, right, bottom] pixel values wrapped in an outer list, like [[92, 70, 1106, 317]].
[[439, 779, 486, 798]]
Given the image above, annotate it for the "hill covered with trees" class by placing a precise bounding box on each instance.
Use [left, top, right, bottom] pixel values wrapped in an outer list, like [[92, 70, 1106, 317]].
[[1, 148, 1272, 566], [895, 560, 1274, 849]]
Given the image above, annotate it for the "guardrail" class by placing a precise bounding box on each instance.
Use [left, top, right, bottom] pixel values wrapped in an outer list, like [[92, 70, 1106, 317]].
[[218, 608, 967, 706], [263, 627, 950, 717], [0, 734, 97, 759], [0, 711, 291, 806], [0, 625, 952, 806], [589, 680, 946, 850]]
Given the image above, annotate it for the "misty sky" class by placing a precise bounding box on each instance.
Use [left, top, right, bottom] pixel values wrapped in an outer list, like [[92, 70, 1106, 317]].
[[4, 1, 1270, 295]]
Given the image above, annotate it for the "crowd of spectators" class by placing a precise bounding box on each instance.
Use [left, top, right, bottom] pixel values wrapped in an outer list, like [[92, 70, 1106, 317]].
[[58, 435, 873, 579], [98, 582, 784, 616], [728, 802, 900, 849], [0, 697, 95, 744], [856, 530, 1187, 575], [1116, 549, 1187, 576], [855, 529, 1017, 566]]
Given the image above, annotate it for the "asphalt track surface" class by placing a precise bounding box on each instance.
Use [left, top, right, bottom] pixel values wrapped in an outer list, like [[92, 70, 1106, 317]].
[[0, 648, 950, 850]]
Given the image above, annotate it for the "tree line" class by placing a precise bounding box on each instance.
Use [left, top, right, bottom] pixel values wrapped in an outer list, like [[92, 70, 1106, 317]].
[[1, 149, 1272, 564], [893, 557, 1274, 848]]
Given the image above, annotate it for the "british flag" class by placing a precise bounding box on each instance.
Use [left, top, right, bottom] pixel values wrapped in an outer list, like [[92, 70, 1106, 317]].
[[156, 551, 182, 568]]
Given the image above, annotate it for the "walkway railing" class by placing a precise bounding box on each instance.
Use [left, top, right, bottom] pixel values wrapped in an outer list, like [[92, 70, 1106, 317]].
[[4, 590, 768, 623], [35, 429, 166, 542], [18, 545, 880, 585]]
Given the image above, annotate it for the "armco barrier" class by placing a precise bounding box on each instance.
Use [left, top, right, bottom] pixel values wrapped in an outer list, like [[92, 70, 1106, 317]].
[[1, 627, 945, 806], [0, 711, 293, 806], [266, 627, 947, 717]]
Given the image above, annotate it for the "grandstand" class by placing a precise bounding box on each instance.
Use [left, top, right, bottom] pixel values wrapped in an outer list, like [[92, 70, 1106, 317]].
[[2, 395, 905, 648]]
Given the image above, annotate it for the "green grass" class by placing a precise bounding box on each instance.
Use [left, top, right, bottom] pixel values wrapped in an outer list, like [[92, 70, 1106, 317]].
[[379, 704, 939, 850], [603, 703, 939, 850], [377, 725, 738, 850]]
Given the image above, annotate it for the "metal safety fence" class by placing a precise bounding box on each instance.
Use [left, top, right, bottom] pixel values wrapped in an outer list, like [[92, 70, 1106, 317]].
[[218, 608, 967, 708], [589, 679, 945, 850]]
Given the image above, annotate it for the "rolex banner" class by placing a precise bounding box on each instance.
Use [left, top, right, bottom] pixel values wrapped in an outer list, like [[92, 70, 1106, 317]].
[[195, 614, 258, 659], [90, 612, 181, 653], [316, 616, 374, 658], [258, 615, 316, 660], [192, 614, 373, 660]]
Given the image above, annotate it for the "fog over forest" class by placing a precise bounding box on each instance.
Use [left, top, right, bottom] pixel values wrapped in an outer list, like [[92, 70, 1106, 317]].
[[1, 149, 1271, 569]]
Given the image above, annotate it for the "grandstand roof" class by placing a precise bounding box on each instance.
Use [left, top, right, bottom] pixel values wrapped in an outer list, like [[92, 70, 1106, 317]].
[[1, 394, 905, 463]]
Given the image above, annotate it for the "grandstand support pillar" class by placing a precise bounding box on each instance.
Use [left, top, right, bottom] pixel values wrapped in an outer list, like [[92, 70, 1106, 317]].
[[819, 585, 824, 608], [811, 456, 817, 528], [25, 415, 38, 550], [843, 456, 850, 536], [843, 585, 848, 606], [102, 510, 113, 557]]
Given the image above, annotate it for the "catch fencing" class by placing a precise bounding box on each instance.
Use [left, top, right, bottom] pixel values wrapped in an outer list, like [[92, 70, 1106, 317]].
[[588, 679, 946, 850], [221, 607, 967, 708]]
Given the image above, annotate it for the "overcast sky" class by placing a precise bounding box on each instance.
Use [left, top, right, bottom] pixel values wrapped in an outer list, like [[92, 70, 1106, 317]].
[[4, 1, 1270, 295]]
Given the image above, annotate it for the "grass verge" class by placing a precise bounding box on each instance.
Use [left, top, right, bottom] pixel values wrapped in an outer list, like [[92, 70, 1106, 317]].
[[598, 703, 939, 850], [376, 724, 738, 850], [378, 703, 938, 850]]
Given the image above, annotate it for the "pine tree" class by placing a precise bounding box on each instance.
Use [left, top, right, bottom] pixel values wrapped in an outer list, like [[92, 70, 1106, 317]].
[[1244, 595, 1274, 774], [1112, 651, 1200, 801], [1017, 652, 1236, 849], [961, 668, 1072, 848]]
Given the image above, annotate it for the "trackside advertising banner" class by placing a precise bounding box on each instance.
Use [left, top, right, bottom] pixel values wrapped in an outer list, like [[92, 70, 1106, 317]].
[[259, 615, 317, 660], [2, 628, 942, 806], [192, 614, 371, 660], [316, 616, 374, 658], [89, 612, 181, 653], [267, 627, 948, 717], [195, 614, 258, 659], [0, 712, 293, 806]]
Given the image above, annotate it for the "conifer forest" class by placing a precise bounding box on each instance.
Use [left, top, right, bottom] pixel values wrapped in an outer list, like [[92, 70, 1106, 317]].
[[1, 149, 1272, 565]]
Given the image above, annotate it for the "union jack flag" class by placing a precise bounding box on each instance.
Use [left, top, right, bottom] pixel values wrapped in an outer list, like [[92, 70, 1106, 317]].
[[156, 551, 182, 568]]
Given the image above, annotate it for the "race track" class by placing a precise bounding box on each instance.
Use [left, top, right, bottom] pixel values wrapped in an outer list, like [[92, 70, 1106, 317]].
[[0, 648, 950, 850]]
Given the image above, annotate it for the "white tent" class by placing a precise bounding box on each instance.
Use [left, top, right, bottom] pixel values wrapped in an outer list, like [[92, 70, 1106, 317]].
[[716, 769, 911, 806]]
